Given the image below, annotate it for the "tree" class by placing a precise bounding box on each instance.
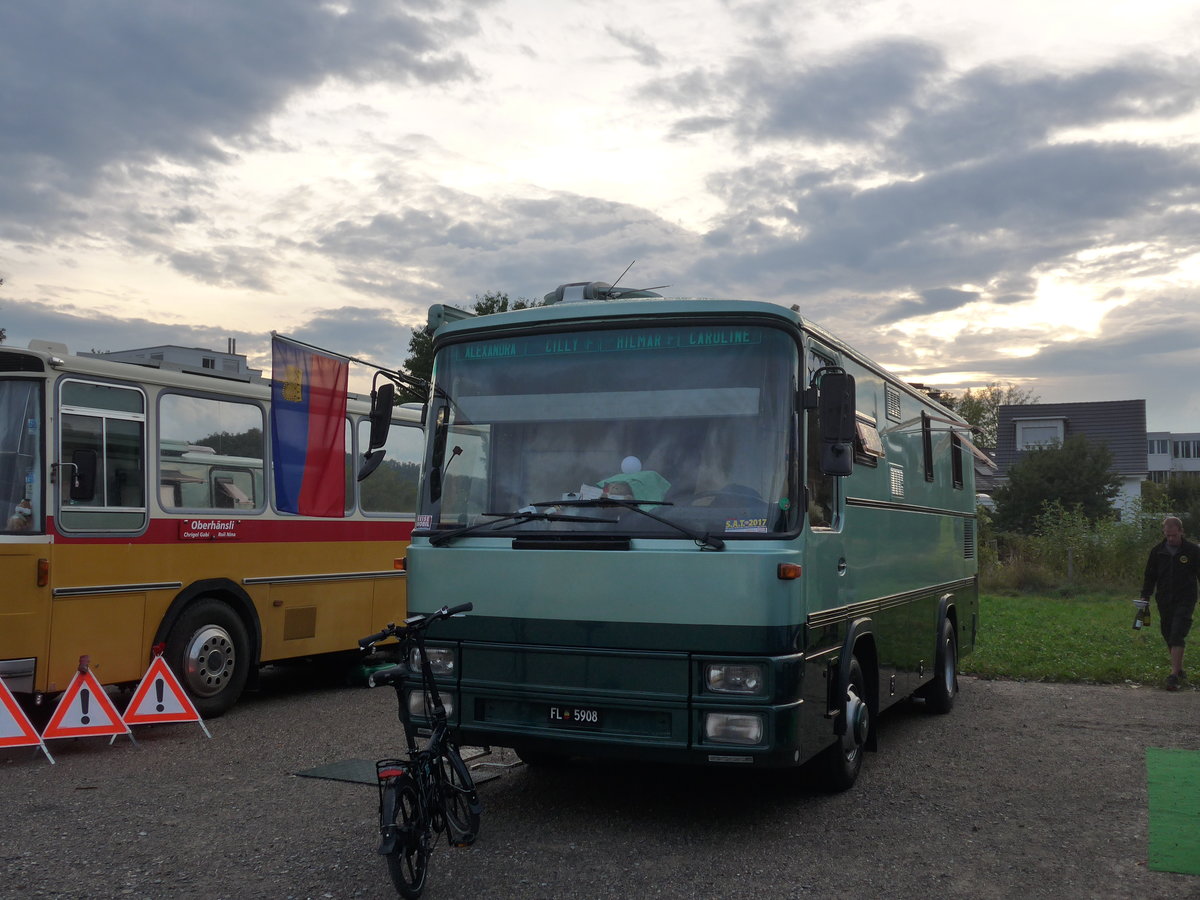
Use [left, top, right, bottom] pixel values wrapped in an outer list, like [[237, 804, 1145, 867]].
[[942, 382, 1038, 447], [400, 291, 538, 399], [195, 428, 264, 458], [993, 434, 1121, 533]]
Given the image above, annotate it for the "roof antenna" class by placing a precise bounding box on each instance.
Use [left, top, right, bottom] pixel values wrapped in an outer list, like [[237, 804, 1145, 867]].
[[610, 260, 636, 292]]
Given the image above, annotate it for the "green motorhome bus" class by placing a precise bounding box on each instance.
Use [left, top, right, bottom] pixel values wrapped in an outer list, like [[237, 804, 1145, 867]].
[[375, 281, 981, 789]]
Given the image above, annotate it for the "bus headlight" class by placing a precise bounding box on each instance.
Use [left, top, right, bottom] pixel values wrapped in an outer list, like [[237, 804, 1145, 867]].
[[703, 712, 764, 745], [409, 646, 456, 676], [705, 662, 765, 694], [407, 689, 454, 719]]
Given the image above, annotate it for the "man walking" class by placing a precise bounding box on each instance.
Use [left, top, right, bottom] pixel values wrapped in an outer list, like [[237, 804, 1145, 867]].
[[1140, 516, 1200, 691]]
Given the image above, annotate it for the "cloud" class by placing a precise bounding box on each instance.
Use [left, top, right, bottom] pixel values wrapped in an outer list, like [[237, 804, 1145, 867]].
[[605, 26, 666, 67], [0, 1, 480, 234], [874, 287, 981, 325], [693, 139, 1200, 314], [165, 247, 276, 292], [314, 184, 703, 305], [892, 55, 1200, 170], [0, 293, 417, 384]]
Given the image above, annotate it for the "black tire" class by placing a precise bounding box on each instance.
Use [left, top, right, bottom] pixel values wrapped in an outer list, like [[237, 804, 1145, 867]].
[[436, 746, 481, 846], [924, 617, 958, 715], [164, 598, 251, 718], [819, 655, 869, 792], [384, 775, 429, 900]]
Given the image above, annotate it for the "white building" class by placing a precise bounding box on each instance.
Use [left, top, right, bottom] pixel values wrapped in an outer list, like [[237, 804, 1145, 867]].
[[1147, 432, 1200, 483]]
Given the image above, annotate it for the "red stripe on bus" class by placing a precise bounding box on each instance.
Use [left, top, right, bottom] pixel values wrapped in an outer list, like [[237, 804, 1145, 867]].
[[46, 517, 415, 544]]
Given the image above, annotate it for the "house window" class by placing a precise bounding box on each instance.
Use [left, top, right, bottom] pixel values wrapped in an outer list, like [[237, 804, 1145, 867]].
[[1174, 440, 1200, 459], [1148, 439, 1169, 456], [1015, 418, 1064, 450]]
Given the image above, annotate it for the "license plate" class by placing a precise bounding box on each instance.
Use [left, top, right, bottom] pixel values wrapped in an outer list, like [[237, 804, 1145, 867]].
[[547, 705, 601, 728]]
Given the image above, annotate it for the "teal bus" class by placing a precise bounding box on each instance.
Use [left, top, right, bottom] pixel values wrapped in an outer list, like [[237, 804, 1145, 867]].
[[371, 282, 981, 789]]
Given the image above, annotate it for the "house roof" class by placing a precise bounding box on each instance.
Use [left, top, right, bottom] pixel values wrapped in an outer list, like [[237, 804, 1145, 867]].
[[995, 399, 1147, 475]]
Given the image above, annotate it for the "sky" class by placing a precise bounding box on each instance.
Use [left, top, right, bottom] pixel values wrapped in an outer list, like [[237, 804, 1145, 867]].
[[1, 0, 1198, 432]]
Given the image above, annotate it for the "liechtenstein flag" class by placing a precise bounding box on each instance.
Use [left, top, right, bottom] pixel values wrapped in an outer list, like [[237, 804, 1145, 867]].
[[270, 336, 349, 517]]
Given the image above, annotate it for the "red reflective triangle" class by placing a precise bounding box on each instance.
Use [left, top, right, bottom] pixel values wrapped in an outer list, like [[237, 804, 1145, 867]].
[[0, 677, 42, 748], [122, 656, 203, 725], [41, 669, 130, 740]]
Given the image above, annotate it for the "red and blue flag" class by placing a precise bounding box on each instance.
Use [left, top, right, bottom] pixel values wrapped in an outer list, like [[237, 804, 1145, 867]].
[[270, 336, 349, 517]]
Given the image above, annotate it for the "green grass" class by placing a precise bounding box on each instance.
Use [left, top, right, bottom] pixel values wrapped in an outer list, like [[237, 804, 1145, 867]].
[[963, 592, 1173, 685]]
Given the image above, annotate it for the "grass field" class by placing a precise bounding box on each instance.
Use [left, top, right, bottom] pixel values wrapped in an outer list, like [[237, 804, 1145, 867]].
[[963, 592, 1178, 685]]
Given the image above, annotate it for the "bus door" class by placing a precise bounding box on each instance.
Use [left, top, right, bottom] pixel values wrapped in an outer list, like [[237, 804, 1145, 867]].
[[803, 344, 849, 615], [0, 375, 49, 694], [48, 378, 150, 690]]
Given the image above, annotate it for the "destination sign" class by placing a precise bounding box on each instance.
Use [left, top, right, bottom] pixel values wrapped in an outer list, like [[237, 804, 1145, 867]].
[[451, 326, 765, 363]]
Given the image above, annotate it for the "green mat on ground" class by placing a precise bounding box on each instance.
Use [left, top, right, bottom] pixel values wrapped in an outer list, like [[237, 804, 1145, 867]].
[[1146, 747, 1200, 875]]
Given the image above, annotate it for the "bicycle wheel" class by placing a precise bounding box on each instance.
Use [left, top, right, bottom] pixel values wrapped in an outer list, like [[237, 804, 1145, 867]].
[[436, 745, 481, 846], [383, 774, 429, 899]]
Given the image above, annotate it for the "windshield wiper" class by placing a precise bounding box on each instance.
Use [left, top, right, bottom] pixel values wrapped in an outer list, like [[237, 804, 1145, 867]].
[[427, 507, 619, 547], [542, 499, 725, 551]]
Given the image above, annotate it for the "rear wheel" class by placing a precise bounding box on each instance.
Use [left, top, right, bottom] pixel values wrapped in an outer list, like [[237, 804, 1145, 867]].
[[436, 746, 481, 846], [924, 617, 958, 715], [819, 655, 869, 792], [385, 775, 429, 899], [164, 598, 250, 718]]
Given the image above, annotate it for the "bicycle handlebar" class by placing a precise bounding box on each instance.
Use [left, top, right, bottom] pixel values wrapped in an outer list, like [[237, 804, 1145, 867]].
[[358, 602, 474, 649], [367, 664, 407, 688]]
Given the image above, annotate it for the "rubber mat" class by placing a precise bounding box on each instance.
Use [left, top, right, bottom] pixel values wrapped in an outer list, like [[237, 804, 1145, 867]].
[[1146, 747, 1200, 875]]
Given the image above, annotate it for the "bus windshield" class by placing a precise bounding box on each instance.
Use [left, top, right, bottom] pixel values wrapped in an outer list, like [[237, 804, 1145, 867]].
[[419, 323, 799, 539], [0, 379, 43, 533]]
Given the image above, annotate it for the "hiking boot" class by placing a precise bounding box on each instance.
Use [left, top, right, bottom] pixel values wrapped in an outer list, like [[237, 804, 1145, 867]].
[[1166, 674, 1180, 691]]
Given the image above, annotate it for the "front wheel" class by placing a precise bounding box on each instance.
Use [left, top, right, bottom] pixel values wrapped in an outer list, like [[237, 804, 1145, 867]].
[[384, 775, 429, 899], [436, 746, 481, 846], [818, 655, 869, 792], [164, 598, 251, 718]]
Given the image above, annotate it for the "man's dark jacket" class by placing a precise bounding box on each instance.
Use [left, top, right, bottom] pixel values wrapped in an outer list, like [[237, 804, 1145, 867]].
[[1141, 538, 1200, 606]]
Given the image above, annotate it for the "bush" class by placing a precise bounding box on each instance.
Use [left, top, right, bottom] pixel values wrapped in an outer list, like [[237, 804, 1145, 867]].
[[980, 498, 1172, 594]]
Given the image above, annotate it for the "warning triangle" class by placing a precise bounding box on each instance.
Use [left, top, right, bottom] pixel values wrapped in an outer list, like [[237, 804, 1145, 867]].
[[123, 656, 206, 727], [41, 669, 131, 740], [0, 678, 54, 763], [0, 677, 43, 747]]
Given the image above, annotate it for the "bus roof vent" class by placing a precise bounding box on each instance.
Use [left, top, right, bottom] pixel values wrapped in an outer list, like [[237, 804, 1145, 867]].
[[543, 281, 665, 305], [27, 340, 70, 357]]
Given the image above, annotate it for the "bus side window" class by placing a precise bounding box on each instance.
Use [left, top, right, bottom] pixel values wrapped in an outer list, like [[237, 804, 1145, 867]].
[[358, 420, 422, 514], [158, 393, 264, 512]]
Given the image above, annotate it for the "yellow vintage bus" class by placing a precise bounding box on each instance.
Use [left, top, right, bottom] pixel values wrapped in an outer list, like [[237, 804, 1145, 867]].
[[0, 339, 422, 716]]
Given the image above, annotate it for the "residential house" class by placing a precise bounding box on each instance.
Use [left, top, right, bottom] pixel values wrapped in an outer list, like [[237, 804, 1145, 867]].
[[1147, 432, 1200, 483], [995, 400, 1147, 516]]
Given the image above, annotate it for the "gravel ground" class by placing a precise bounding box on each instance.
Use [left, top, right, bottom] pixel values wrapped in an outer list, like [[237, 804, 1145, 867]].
[[2, 669, 1197, 900]]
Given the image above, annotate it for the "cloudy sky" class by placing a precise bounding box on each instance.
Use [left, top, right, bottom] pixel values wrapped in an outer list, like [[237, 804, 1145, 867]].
[[1, 0, 1197, 430]]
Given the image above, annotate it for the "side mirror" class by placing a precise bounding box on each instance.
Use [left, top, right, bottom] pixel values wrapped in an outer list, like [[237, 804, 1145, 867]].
[[366, 382, 395, 453], [357, 449, 386, 483], [818, 372, 856, 477], [70, 448, 98, 501]]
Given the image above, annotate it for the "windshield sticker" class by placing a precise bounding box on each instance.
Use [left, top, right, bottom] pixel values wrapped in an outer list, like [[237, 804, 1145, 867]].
[[415, 515, 433, 530], [725, 517, 768, 533]]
